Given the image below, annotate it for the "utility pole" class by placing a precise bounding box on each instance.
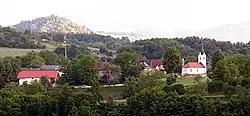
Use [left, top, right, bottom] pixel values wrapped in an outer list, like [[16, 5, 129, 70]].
[[64, 35, 67, 59]]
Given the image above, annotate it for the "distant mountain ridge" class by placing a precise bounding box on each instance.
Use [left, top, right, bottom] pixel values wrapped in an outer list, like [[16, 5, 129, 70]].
[[169, 23, 250, 43], [96, 31, 152, 41], [12, 15, 93, 34]]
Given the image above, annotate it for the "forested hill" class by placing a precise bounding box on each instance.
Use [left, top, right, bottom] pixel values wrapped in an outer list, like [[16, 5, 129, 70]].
[[0, 26, 45, 49], [118, 36, 250, 61], [0, 26, 130, 50]]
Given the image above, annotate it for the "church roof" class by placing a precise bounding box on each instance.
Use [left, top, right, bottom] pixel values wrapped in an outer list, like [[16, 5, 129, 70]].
[[183, 62, 205, 68]]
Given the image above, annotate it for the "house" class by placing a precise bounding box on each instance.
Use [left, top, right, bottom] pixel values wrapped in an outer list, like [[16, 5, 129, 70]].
[[141, 59, 165, 73], [182, 43, 207, 76], [17, 70, 61, 85], [18, 65, 63, 85]]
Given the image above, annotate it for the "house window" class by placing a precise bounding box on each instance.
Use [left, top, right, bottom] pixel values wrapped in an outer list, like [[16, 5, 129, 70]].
[[190, 69, 192, 72], [203, 57, 205, 60]]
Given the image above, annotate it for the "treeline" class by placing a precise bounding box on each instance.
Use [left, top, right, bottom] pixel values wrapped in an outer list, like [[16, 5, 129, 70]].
[[117, 36, 250, 66], [0, 26, 130, 50], [0, 27, 45, 49], [35, 32, 130, 50]]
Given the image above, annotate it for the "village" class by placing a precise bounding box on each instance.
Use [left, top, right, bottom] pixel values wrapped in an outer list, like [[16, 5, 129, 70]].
[[17, 45, 207, 87]]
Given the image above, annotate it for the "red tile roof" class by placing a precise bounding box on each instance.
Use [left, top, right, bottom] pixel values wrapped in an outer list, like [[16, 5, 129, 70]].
[[183, 62, 205, 68], [17, 70, 60, 79], [149, 59, 163, 68]]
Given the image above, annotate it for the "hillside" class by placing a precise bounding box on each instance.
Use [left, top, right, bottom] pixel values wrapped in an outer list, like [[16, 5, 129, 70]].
[[13, 15, 93, 34]]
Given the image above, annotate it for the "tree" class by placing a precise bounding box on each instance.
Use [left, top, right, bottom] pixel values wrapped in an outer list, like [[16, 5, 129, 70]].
[[165, 74, 177, 85], [39, 50, 60, 65], [211, 50, 225, 69], [113, 52, 143, 82], [54, 45, 90, 60], [124, 77, 139, 98], [210, 60, 236, 82], [100, 46, 109, 54], [100, 64, 121, 85], [20, 52, 45, 68], [64, 55, 98, 85], [163, 47, 182, 74], [138, 70, 165, 90]]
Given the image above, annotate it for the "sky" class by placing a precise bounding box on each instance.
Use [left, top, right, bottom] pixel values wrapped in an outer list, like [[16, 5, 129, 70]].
[[1, 0, 250, 35]]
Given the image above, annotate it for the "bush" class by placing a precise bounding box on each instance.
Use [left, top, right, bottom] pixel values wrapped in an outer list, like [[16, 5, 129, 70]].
[[207, 80, 226, 93], [164, 84, 185, 95], [166, 74, 177, 85]]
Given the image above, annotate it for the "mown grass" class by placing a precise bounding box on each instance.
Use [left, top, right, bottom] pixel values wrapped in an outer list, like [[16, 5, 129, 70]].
[[176, 76, 208, 86], [0, 42, 57, 58]]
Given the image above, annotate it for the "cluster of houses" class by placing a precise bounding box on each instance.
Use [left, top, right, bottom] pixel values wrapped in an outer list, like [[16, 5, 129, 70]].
[[17, 47, 207, 85]]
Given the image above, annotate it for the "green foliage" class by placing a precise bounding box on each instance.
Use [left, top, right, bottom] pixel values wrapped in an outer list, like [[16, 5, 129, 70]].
[[186, 83, 209, 95], [39, 50, 61, 65], [54, 44, 90, 60], [138, 70, 165, 90], [210, 60, 237, 82], [0, 27, 45, 49], [164, 84, 185, 95], [114, 52, 143, 81], [100, 46, 108, 54], [207, 80, 226, 93], [211, 50, 225, 69], [20, 51, 45, 68], [165, 74, 177, 85], [124, 77, 139, 98], [163, 46, 182, 73], [64, 55, 98, 85], [194, 75, 204, 82]]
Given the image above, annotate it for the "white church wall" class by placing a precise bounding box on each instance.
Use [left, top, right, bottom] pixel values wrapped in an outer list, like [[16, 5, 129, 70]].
[[182, 68, 206, 75]]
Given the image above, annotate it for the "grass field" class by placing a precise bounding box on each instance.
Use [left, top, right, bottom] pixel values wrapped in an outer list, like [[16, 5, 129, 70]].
[[176, 76, 208, 86], [0, 42, 57, 58]]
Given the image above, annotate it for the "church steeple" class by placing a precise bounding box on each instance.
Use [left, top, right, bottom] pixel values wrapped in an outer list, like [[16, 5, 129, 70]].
[[201, 40, 204, 54], [198, 39, 206, 68]]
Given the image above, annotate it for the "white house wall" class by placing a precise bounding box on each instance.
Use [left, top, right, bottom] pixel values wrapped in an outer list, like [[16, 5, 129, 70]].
[[182, 68, 206, 75], [19, 78, 41, 85]]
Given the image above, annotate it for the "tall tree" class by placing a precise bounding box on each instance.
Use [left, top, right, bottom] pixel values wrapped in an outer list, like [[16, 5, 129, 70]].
[[39, 50, 60, 65], [113, 52, 143, 82], [20, 52, 45, 68], [64, 55, 98, 85], [211, 50, 225, 69], [163, 47, 182, 73]]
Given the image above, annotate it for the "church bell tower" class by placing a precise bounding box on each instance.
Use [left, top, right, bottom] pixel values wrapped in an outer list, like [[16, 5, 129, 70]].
[[198, 40, 206, 68]]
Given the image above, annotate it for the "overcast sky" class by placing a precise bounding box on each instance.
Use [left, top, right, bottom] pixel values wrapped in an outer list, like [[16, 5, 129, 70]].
[[1, 0, 250, 34]]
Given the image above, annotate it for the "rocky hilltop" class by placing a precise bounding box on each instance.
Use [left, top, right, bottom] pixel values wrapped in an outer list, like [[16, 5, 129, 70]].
[[13, 15, 92, 34]]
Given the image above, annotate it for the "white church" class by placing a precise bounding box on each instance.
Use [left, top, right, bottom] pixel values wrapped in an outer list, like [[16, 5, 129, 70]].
[[181, 43, 207, 76]]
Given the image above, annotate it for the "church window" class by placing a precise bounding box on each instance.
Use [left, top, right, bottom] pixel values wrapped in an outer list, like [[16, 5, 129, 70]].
[[190, 69, 192, 72], [203, 57, 205, 60], [200, 57, 201, 60], [197, 69, 199, 72]]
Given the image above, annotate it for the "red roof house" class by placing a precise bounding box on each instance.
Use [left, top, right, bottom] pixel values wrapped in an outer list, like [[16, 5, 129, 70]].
[[18, 70, 61, 85], [17, 70, 60, 79]]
